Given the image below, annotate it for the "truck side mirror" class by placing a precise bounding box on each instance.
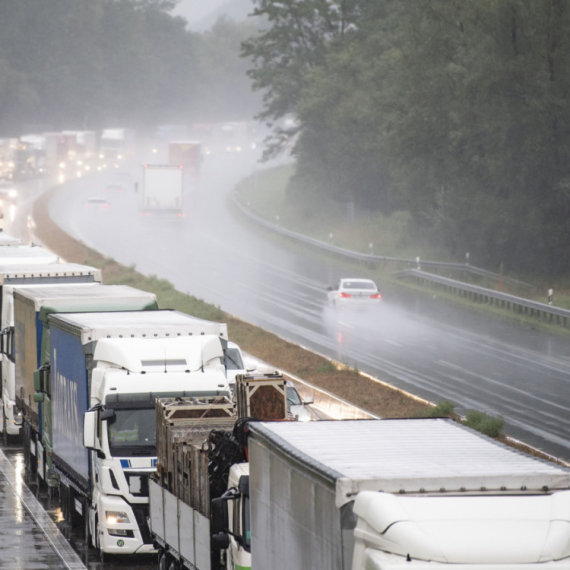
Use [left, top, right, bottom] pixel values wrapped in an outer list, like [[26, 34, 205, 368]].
[[33, 392, 45, 403], [33, 370, 41, 392], [34, 363, 50, 393], [100, 408, 115, 423], [211, 533, 230, 550], [211, 497, 229, 535], [83, 410, 98, 449], [303, 396, 314, 405]]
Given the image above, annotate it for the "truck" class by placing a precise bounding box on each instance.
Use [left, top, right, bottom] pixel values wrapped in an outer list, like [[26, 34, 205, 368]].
[[0, 233, 21, 247], [49, 309, 231, 558], [149, 373, 288, 570], [140, 164, 184, 218], [0, 262, 101, 437], [99, 128, 136, 162], [168, 141, 202, 180], [0, 245, 58, 265], [13, 283, 158, 488], [152, 416, 570, 570]]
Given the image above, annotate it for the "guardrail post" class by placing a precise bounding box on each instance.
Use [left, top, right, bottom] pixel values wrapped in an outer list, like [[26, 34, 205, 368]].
[[548, 289, 553, 305]]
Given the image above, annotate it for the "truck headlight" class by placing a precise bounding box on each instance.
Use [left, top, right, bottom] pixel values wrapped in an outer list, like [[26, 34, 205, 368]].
[[106, 511, 130, 525]]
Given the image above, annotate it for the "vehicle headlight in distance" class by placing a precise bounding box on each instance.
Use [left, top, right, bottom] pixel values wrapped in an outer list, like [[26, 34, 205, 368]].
[[8, 189, 17, 198], [106, 511, 130, 525]]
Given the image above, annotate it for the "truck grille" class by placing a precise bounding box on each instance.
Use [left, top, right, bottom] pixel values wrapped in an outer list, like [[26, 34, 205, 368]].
[[131, 505, 152, 544]]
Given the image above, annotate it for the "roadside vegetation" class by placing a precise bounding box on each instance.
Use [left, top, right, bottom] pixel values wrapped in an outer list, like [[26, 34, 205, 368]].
[[244, 1, 570, 284], [236, 165, 570, 313]]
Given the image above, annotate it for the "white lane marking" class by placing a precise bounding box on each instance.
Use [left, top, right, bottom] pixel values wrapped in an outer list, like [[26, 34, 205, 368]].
[[338, 322, 355, 329], [384, 339, 403, 347]]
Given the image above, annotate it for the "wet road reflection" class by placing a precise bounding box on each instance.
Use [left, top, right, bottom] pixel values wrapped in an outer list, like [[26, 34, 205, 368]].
[[0, 441, 155, 570]]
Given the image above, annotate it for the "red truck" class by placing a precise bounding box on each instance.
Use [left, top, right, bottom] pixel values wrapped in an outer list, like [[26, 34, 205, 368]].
[[168, 140, 201, 180]]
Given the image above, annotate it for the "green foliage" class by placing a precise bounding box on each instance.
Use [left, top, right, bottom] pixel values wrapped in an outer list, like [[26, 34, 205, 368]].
[[245, 0, 570, 277], [413, 399, 455, 418], [0, 0, 260, 133], [429, 400, 456, 418], [317, 361, 337, 374], [464, 410, 504, 438]]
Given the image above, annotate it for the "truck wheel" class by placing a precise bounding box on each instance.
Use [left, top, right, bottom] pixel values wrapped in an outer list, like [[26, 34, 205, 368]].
[[59, 483, 69, 523], [158, 552, 168, 570], [168, 560, 178, 570]]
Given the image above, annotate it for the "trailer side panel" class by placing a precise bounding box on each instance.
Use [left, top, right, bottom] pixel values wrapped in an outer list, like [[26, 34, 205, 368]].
[[249, 433, 344, 570], [50, 325, 90, 488]]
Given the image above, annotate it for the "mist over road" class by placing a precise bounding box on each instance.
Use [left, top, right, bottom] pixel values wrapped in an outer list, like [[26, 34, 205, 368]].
[[47, 152, 570, 461]]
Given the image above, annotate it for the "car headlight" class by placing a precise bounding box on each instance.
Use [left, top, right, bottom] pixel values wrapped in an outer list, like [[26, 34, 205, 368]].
[[106, 511, 130, 525]]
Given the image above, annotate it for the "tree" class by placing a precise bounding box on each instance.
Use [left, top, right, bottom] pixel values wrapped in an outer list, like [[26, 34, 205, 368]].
[[241, 0, 360, 156]]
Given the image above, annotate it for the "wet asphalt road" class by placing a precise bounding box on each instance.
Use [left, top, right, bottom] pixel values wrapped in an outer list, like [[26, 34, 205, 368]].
[[0, 442, 155, 570], [40, 150, 570, 462]]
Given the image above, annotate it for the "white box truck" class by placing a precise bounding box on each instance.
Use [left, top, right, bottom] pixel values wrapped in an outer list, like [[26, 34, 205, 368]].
[[0, 262, 101, 436], [140, 164, 184, 218], [48, 310, 230, 558]]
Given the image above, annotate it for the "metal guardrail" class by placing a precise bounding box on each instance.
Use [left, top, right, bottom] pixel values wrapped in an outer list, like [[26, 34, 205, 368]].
[[397, 269, 570, 327], [232, 193, 533, 289]]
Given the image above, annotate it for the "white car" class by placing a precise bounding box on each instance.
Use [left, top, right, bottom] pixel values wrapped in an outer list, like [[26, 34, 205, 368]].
[[287, 381, 318, 422], [327, 278, 382, 308]]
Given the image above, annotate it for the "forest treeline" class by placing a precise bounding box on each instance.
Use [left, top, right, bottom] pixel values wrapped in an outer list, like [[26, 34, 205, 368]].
[[0, 0, 260, 134], [244, 0, 570, 277]]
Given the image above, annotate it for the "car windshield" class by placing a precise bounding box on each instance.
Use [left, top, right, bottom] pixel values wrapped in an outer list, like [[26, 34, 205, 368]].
[[107, 407, 156, 456], [342, 280, 376, 290], [287, 385, 302, 406], [225, 347, 244, 370]]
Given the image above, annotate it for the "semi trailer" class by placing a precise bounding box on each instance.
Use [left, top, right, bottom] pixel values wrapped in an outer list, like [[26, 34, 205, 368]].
[[47, 310, 231, 558], [152, 416, 570, 570], [13, 284, 158, 486], [0, 262, 101, 436]]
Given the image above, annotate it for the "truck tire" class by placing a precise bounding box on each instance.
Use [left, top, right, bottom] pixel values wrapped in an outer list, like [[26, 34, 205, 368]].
[[158, 552, 168, 570]]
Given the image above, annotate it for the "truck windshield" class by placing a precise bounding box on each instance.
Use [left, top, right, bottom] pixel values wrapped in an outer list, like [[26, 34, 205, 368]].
[[108, 407, 156, 457]]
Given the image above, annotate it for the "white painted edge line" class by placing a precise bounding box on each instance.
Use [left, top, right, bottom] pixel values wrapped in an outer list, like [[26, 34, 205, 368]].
[[0, 450, 87, 570]]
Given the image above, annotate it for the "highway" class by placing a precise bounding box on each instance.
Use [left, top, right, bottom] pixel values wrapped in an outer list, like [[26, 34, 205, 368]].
[[35, 148, 570, 462]]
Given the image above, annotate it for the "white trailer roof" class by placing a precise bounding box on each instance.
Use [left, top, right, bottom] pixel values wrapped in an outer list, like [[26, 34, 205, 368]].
[[0, 234, 22, 247], [0, 263, 101, 283], [48, 310, 228, 344], [0, 246, 58, 265], [252, 419, 570, 507], [14, 284, 156, 312]]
